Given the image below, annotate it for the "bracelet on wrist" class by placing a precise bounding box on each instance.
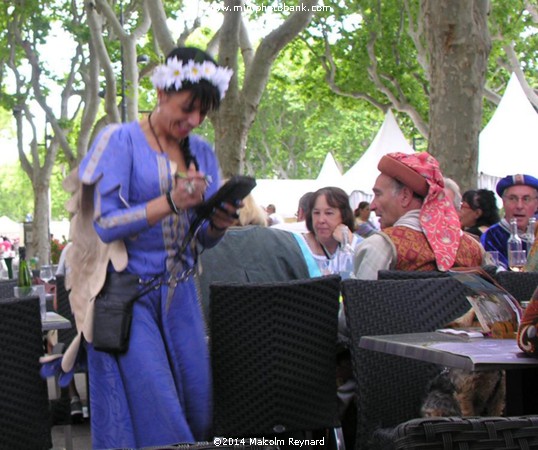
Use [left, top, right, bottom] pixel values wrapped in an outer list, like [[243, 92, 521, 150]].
[[166, 191, 179, 215], [209, 221, 227, 232]]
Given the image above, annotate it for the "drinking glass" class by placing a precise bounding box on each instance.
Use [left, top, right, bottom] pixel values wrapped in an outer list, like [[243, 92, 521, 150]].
[[39, 265, 54, 284], [508, 250, 527, 272], [485, 251, 501, 267]]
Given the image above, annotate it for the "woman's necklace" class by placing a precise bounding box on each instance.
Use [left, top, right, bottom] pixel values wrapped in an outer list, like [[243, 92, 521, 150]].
[[314, 235, 334, 259], [148, 112, 164, 154]]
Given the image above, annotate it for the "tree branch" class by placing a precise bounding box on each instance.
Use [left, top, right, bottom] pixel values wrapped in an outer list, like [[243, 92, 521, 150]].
[[239, 18, 254, 68], [243, 0, 319, 110], [524, 0, 538, 22], [86, 1, 120, 122], [404, 0, 430, 77], [317, 29, 388, 109], [145, 0, 176, 55], [502, 42, 538, 107], [366, 32, 429, 136]]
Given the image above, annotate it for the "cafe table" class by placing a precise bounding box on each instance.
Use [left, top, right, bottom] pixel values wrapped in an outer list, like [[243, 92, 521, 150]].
[[42, 310, 73, 406], [359, 331, 538, 415], [42, 310, 72, 331]]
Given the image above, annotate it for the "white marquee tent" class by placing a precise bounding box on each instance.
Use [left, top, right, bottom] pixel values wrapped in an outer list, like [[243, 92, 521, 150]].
[[316, 152, 342, 184], [250, 153, 342, 218], [341, 109, 415, 205], [0, 216, 22, 241], [478, 73, 538, 192], [250, 178, 319, 218]]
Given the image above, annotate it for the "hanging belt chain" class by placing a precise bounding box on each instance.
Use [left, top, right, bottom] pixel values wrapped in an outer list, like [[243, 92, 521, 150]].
[[166, 265, 196, 289], [135, 264, 196, 294]]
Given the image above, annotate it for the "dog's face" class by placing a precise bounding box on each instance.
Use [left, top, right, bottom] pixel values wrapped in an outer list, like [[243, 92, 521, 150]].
[[421, 371, 461, 417], [421, 369, 505, 417]]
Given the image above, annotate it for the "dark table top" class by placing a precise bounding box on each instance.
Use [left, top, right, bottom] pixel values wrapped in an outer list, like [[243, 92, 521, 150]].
[[359, 331, 538, 371], [42, 311, 71, 331]]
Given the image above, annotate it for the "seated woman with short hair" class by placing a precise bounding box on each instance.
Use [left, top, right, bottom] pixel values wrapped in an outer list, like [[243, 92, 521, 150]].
[[459, 189, 500, 239]]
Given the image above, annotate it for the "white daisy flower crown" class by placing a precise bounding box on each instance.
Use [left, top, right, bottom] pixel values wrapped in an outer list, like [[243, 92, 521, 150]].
[[151, 57, 234, 100]]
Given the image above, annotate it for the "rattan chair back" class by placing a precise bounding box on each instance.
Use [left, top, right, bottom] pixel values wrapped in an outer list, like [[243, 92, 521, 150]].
[[210, 275, 341, 438], [494, 271, 538, 304], [0, 279, 17, 299], [378, 270, 450, 280], [55, 275, 77, 346], [0, 296, 51, 449], [341, 278, 471, 450], [374, 416, 538, 450]]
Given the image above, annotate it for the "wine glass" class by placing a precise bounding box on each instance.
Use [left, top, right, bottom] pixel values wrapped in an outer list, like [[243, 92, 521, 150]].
[[485, 251, 501, 267], [508, 250, 527, 272], [39, 265, 54, 284]]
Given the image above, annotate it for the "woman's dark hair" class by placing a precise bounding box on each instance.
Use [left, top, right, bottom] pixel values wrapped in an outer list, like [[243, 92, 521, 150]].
[[461, 190, 477, 208], [298, 192, 315, 216], [462, 189, 500, 227], [305, 187, 355, 233], [354, 201, 370, 217], [163, 47, 222, 114], [164, 47, 225, 170]]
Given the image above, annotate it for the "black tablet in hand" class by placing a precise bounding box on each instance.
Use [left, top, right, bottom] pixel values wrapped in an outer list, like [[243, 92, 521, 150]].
[[195, 175, 257, 219]]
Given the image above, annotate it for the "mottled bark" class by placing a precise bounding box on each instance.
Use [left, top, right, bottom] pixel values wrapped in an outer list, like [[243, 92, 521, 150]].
[[33, 185, 51, 264], [423, 0, 491, 190], [214, 0, 318, 177]]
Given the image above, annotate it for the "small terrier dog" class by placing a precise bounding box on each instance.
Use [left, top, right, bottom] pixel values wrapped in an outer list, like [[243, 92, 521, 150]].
[[421, 367, 505, 417], [421, 307, 506, 417]]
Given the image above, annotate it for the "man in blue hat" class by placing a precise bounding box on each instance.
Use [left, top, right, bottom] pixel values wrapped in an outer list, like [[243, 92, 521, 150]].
[[481, 174, 538, 268]]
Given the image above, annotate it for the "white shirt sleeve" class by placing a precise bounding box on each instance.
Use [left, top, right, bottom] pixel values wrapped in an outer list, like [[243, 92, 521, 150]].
[[353, 232, 396, 280], [55, 242, 72, 276]]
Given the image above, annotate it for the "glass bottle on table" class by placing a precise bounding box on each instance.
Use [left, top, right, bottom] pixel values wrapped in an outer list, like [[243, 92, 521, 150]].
[[507, 218, 522, 254], [4, 251, 14, 279], [17, 246, 33, 293], [507, 218, 525, 271], [524, 217, 536, 248]]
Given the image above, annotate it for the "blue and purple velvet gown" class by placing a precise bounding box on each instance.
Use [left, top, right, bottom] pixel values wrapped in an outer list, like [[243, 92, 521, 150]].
[[79, 122, 222, 449]]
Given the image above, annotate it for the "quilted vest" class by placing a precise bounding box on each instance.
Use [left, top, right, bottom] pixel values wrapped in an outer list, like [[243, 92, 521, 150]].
[[384, 227, 483, 271]]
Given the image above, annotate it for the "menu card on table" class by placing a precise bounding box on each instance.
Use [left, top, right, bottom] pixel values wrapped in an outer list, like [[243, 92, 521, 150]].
[[447, 267, 522, 338]]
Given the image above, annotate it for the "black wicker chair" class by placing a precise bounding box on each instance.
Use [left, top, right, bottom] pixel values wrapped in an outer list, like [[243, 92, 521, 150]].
[[0, 296, 52, 449], [209, 275, 345, 449], [50, 274, 88, 450], [377, 270, 450, 280], [341, 278, 472, 450], [0, 279, 17, 299], [55, 275, 78, 349], [378, 266, 500, 282], [494, 271, 538, 304], [372, 416, 538, 450]]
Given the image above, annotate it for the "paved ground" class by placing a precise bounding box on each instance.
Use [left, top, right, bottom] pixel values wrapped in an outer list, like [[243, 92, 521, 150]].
[[51, 420, 92, 450], [48, 373, 92, 450]]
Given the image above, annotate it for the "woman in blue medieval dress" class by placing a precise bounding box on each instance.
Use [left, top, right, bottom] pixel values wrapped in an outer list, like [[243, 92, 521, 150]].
[[64, 47, 236, 449]]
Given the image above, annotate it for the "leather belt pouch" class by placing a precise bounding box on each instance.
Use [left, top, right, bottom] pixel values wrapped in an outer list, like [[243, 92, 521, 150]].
[[93, 272, 140, 354]]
